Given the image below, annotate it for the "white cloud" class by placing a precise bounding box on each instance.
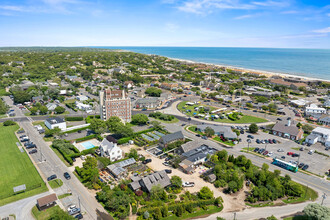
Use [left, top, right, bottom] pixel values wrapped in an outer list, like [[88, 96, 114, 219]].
[[165, 23, 179, 32], [234, 14, 255, 19], [312, 27, 330, 33], [252, 0, 289, 7], [281, 10, 298, 14], [0, 5, 28, 12]]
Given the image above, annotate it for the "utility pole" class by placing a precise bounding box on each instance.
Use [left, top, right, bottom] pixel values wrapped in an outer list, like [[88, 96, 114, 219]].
[[321, 193, 327, 206], [78, 195, 81, 210], [247, 139, 251, 152], [233, 212, 237, 220]]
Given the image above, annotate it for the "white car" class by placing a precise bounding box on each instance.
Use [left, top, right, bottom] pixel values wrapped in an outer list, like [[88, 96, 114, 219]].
[[267, 152, 273, 157], [67, 205, 77, 212], [308, 150, 315, 155], [277, 149, 284, 152], [162, 162, 170, 166], [182, 182, 195, 187]]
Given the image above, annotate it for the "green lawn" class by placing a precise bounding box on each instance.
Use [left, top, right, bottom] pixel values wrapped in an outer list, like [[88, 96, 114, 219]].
[[213, 136, 235, 146], [0, 124, 47, 206], [32, 205, 70, 220], [162, 205, 223, 220], [178, 101, 267, 124], [283, 216, 308, 220], [153, 117, 179, 124], [58, 193, 72, 199], [48, 179, 63, 189]]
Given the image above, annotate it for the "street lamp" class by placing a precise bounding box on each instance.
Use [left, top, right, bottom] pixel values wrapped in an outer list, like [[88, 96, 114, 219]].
[[247, 138, 251, 152], [265, 143, 268, 151]]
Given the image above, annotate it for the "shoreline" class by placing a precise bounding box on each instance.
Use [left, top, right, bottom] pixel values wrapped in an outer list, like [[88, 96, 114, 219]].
[[167, 57, 330, 83]]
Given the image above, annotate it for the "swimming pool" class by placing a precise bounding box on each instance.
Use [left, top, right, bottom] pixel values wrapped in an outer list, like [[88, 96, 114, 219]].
[[81, 141, 95, 150]]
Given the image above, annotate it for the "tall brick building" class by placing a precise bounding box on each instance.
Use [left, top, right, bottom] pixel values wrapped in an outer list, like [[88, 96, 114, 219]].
[[100, 89, 131, 122]]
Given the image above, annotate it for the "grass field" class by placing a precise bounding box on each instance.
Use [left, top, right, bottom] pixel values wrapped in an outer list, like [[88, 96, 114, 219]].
[[32, 205, 68, 220], [162, 205, 223, 220], [0, 124, 47, 206], [178, 101, 267, 124], [48, 179, 63, 189]]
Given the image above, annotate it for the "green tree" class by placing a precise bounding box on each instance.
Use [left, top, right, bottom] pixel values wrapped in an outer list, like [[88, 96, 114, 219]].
[[54, 106, 65, 114], [303, 203, 330, 220], [227, 180, 238, 193], [128, 148, 138, 160], [198, 186, 214, 200], [12, 90, 31, 104], [81, 157, 99, 184], [302, 124, 314, 134], [266, 215, 278, 220], [90, 119, 107, 134], [39, 105, 48, 115], [30, 107, 38, 115], [246, 102, 253, 108], [256, 96, 269, 103], [106, 116, 121, 132], [249, 123, 258, 133], [150, 120, 164, 130], [296, 122, 303, 128], [153, 207, 162, 220], [205, 127, 215, 137], [0, 99, 9, 114], [170, 176, 182, 189], [217, 150, 228, 162], [145, 87, 162, 97], [175, 205, 184, 217], [131, 114, 149, 125], [161, 205, 168, 217]]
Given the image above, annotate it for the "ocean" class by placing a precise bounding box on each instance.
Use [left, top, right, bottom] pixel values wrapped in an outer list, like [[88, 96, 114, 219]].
[[94, 47, 330, 80]]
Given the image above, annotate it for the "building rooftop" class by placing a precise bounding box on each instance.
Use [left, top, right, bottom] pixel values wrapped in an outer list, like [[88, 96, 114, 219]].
[[160, 131, 184, 145], [37, 193, 57, 207], [272, 122, 301, 136], [45, 117, 65, 124]]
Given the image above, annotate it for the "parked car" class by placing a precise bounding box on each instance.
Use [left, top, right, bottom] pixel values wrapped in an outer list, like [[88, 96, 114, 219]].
[[281, 156, 286, 159], [256, 139, 260, 144], [247, 135, 254, 139], [240, 130, 244, 134], [26, 144, 37, 149], [292, 153, 300, 157], [263, 151, 269, 156], [277, 149, 284, 152], [163, 162, 170, 166], [47, 174, 57, 181], [143, 159, 152, 164], [24, 141, 33, 146], [272, 139, 277, 144], [287, 152, 294, 156], [299, 147, 304, 151], [308, 150, 315, 155], [298, 163, 305, 168], [68, 205, 77, 212], [267, 152, 273, 157], [64, 172, 71, 180], [182, 182, 195, 187], [69, 208, 81, 215], [75, 214, 83, 219], [165, 157, 171, 162], [302, 164, 309, 170], [268, 139, 273, 144], [17, 130, 25, 134], [29, 149, 37, 154], [254, 147, 259, 152], [196, 134, 201, 137], [181, 123, 186, 126], [19, 134, 27, 138], [202, 136, 208, 140], [277, 118, 282, 121], [165, 169, 172, 174]]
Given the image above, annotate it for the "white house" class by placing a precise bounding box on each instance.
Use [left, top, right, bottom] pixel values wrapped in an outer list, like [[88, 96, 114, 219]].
[[305, 104, 327, 115], [99, 136, 122, 161], [77, 95, 88, 102], [306, 127, 330, 147], [44, 117, 67, 131], [75, 101, 92, 113]]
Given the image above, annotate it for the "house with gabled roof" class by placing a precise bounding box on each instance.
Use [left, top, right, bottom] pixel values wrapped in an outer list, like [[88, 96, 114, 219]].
[[99, 135, 122, 161]]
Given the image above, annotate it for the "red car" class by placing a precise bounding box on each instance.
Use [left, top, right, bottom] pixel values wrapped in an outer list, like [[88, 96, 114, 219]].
[[287, 152, 294, 156], [263, 151, 269, 155]]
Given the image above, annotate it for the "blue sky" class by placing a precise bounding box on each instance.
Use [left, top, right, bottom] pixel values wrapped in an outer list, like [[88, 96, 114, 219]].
[[0, 0, 330, 48]]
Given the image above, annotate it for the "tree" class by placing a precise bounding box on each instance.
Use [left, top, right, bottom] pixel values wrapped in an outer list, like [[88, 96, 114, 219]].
[[145, 87, 162, 97], [249, 123, 258, 133], [161, 205, 168, 217], [81, 157, 99, 184], [266, 215, 278, 220], [3, 120, 16, 126], [256, 96, 269, 103], [175, 205, 184, 217], [153, 207, 162, 220], [227, 180, 238, 193], [217, 150, 228, 162], [296, 122, 303, 128], [113, 124, 133, 138], [39, 105, 48, 115], [12, 90, 31, 104], [128, 148, 138, 160], [106, 116, 121, 131], [45, 127, 61, 137], [262, 105, 269, 111], [0, 99, 9, 114], [303, 203, 330, 220], [198, 186, 214, 200], [302, 124, 314, 134], [131, 114, 149, 125], [30, 107, 38, 115], [151, 120, 164, 130], [170, 176, 182, 189], [90, 119, 107, 134], [205, 127, 215, 137], [246, 102, 253, 108], [54, 106, 65, 114]]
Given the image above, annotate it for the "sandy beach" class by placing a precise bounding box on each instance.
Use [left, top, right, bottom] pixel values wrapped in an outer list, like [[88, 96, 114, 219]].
[[169, 57, 330, 83]]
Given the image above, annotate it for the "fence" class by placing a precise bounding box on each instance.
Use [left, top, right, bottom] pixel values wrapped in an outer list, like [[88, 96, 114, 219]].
[[63, 123, 90, 132], [0, 183, 43, 200]]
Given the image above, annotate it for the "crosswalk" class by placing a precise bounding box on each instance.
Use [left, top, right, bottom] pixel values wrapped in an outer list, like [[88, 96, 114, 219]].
[[27, 116, 33, 122]]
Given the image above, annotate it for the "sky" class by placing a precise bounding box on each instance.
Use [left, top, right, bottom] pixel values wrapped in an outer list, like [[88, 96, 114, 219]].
[[0, 0, 330, 48]]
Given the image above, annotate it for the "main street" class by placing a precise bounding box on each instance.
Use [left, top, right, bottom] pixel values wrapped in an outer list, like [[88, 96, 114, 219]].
[[1, 96, 111, 220]]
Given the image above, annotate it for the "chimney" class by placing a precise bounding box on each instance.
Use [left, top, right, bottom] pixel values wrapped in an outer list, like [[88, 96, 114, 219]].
[[287, 117, 291, 126]]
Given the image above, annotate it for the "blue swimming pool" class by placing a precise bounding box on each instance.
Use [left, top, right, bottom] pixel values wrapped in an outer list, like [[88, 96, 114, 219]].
[[81, 141, 95, 150]]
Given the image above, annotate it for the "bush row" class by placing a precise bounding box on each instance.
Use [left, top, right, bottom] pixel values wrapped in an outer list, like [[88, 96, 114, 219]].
[[65, 103, 77, 112], [65, 116, 84, 121], [75, 134, 102, 143], [117, 127, 156, 144]]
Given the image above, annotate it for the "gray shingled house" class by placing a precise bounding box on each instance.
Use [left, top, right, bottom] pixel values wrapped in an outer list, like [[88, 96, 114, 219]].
[[129, 170, 171, 193], [159, 131, 184, 148]]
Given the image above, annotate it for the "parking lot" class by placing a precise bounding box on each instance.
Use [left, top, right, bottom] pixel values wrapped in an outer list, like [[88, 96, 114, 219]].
[[236, 131, 330, 175]]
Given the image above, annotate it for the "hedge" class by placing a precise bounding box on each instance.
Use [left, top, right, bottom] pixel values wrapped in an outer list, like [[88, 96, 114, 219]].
[[65, 116, 84, 121], [62, 126, 90, 134], [85, 115, 100, 123], [117, 128, 158, 145], [65, 103, 78, 112], [75, 134, 102, 143]]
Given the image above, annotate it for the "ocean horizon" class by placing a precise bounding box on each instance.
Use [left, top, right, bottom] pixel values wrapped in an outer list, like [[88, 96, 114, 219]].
[[93, 46, 330, 81]]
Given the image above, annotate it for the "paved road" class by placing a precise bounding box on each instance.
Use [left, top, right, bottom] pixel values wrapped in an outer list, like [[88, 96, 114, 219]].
[[1, 96, 111, 220]]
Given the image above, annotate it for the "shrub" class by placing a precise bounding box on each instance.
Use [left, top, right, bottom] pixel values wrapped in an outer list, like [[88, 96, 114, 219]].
[[65, 116, 84, 121], [3, 120, 17, 126], [75, 134, 98, 143]]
